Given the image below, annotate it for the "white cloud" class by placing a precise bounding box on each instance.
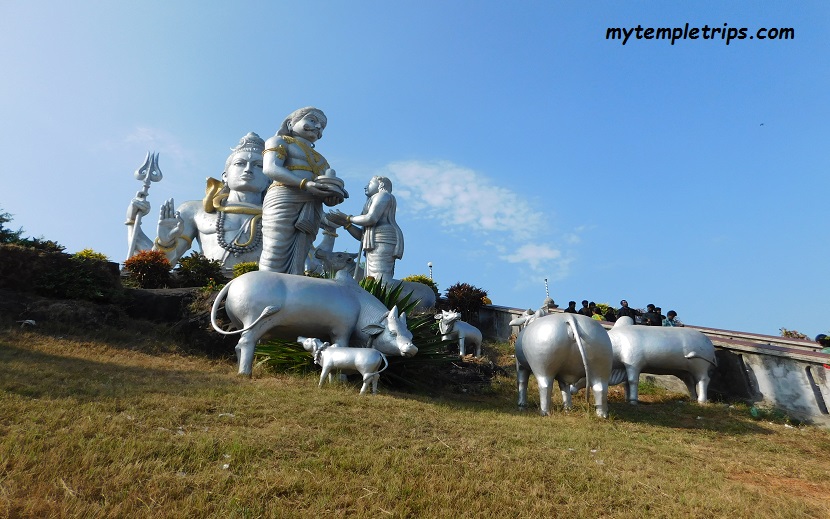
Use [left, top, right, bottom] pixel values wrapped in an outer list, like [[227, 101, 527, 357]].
[[502, 243, 562, 271], [378, 159, 570, 275], [382, 160, 545, 239]]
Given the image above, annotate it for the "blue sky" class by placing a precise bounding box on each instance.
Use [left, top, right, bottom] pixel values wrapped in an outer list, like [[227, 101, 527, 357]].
[[1, 1, 827, 338]]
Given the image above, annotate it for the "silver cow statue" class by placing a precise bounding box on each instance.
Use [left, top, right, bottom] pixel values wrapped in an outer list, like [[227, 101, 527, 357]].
[[515, 313, 613, 418], [435, 310, 483, 357], [314, 248, 437, 311], [508, 307, 549, 331], [210, 270, 417, 376], [298, 336, 388, 395], [607, 316, 717, 404]]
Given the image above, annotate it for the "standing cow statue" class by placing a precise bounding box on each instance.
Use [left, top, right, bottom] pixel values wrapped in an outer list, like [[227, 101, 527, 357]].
[[298, 336, 388, 395], [435, 310, 483, 357], [607, 316, 717, 404], [515, 313, 613, 418], [210, 270, 417, 376]]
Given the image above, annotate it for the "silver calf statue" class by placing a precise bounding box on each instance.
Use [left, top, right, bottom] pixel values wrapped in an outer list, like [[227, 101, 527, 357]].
[[298, 337, 388, 395]]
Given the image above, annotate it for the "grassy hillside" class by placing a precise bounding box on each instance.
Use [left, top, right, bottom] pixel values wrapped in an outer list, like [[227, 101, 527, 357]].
[[1, 312, 829, 518]]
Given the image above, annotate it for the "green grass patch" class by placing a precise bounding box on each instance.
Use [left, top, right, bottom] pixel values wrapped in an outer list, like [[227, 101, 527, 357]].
[[1, 319, 829, 518]]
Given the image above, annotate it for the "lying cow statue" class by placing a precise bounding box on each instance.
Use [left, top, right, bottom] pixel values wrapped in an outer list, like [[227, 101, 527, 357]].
[[515, 313, 613, 418], [607, 316, 717, 404], [313, 248, 437, 311], [509, 307, 549, 331], [211, 270, 417, 376], [435, 310, 483, 357], [298, 336, 388, 395]]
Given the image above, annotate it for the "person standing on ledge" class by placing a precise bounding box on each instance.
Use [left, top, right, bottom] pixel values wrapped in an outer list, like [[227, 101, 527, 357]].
[[125, 132, 269, 271], [259, 107, 346, 275], [662, 310, 684, 327], [328, 176, 403, 282]]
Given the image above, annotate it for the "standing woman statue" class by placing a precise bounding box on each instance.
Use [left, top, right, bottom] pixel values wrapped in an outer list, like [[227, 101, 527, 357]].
[[259, 107, 347, 274], [125, 132, 269, 271], [329, 176, 404, 282]]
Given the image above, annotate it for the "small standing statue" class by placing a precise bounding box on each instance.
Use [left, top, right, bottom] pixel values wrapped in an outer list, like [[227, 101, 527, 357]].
[[125, 132, 269, 270], [328, 176, 403, 282], [259, 107, 347, 275]]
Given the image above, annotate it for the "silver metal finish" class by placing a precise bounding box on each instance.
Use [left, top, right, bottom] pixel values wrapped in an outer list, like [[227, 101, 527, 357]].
[[436, 310, 483, 357], [313, 247, 436, 311], [125, 151, 163, 260], [259, 107, 346, 275], [608, 317, 717, 404], [210, 270, 417, 376], [125, 133, 268, 270], [298, 336, 388, 395], [328, 176, 403, 282], [515, 313, 613, 418]]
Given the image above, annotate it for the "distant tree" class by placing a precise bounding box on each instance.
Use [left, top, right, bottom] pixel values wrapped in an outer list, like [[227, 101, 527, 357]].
[[445, 282, 488, 323], [0, 209, 23, 244], [0, 208, 64, 251]]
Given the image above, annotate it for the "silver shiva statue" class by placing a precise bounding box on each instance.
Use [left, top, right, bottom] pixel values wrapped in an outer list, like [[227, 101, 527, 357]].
[[125, 132, 269, 270], [329, 175, 403, 282], [259, 107, 347, 275]]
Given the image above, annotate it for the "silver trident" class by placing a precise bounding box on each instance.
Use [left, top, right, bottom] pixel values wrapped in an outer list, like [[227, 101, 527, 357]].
[[126, 152, 163, 259]]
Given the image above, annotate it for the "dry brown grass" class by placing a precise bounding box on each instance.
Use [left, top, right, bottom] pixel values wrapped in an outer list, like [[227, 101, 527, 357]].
[[1, 320, 830, 518]]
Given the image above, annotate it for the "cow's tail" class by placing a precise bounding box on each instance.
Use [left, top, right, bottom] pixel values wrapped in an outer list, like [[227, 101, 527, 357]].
[[365, 351, 389, 378], [565, 314, 592, 406], [685, 351, 718, 367], [209, 278, 280, 336]]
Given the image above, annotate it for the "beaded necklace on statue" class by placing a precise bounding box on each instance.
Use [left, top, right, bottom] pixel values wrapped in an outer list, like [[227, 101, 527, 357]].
[[214, 201, 263, 256]]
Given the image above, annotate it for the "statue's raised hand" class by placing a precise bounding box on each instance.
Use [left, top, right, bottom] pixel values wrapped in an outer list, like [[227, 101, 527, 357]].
[[156, 198, 184, 246]]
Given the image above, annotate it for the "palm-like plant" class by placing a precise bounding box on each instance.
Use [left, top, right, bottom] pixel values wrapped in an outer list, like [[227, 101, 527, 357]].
[[255, 276, 458, 390]]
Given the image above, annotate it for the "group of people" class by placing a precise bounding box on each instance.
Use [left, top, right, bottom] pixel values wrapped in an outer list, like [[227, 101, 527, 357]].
[[125, 107, 404, 281], [559, 299, 684, 327]]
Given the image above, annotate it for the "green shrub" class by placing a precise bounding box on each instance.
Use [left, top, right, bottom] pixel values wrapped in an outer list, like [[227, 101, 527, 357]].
[[13, 236, 65, 252], [0, 244, 121, 302], [233, 261, 259, 278], [779, 328, 809, 340], [124, 250, 171, 289], [175, 251, 224, 288], [401, 274, 439, 300], [74, 248, 109, 262], [445, 282, 488, 322]]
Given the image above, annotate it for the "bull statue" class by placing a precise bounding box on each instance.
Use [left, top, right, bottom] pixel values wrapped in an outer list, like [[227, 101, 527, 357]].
[[314, 248, 437, 311], [298, 336, 388, 395], [607, 316, 717, 404], [435, 309, 483, 357], [515, 313, 613, 418], [210, 270, 417, 376]]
